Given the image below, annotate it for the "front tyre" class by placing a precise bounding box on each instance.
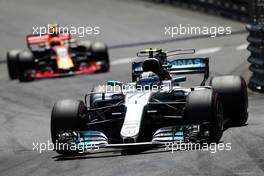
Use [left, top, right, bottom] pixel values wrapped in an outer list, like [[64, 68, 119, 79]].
[[91, 42, 110, 72], [17, 51, 34, 82], [186, 89, 224, 143], [7, 50, 21, 79], [51, 99, 86, 155]]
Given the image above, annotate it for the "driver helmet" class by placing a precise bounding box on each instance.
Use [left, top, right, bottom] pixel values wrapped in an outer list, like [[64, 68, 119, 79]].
[[49, 39, 64, 47], [137, 71, 161, 90], [48, 24, 59, 37]]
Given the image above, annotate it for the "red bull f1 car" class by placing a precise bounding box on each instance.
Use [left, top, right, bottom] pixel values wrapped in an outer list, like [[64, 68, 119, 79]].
[[50, 48, 248, 155], [6, 32, 110, 82]]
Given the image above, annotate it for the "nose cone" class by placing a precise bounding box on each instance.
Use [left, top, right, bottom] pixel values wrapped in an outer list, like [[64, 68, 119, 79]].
[[120, 92, 152, 142]]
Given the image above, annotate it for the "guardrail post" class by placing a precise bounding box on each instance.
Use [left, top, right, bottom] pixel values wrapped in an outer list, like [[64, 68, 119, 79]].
[[247, 0, 264, 92]]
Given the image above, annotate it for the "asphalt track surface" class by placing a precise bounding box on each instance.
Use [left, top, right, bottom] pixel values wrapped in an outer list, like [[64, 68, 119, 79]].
[[0, 0, 264, 175]]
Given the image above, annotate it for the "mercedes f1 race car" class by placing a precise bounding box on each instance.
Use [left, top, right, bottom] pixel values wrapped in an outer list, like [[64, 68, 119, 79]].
[[6, 32, 110, 82], [50, 48, 248, 155]]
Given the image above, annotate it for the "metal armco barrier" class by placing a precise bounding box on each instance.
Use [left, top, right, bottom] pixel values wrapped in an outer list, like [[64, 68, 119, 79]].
[[151, 0, 264, 91], [247, 0, 264, 92], [152, 0, 250, 22]]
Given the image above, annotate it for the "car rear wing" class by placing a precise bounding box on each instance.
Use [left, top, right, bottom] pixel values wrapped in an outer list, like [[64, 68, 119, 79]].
[[26, 34, 49, 48], [136, 48, 195, 58], [169, 57, 209, 85], [132, 57, 209, 86], [26, 33, 70, 49], [169, 58, 208, 74]]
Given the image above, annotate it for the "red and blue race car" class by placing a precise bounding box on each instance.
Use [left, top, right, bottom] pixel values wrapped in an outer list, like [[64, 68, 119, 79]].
[[6, 32, 110, 82]]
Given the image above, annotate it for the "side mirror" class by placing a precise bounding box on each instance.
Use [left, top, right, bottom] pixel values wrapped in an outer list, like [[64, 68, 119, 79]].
[[172, 76, 186, 83]]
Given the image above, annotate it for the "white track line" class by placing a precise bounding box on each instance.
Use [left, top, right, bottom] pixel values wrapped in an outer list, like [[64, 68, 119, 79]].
[[111, 57, 136, 65], [194, 47, 221, 55], [236, 44, 248, 51]]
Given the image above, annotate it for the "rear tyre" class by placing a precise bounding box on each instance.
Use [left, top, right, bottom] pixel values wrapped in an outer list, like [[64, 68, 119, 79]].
[[186, 89, 224, 143], [51, 99, 86, 155], [91, 42, 110, 72], [78, 40, 93, 51], [210, 76, 248, 126], [7, 50, 21, 79], [17, 51, 34, 82]]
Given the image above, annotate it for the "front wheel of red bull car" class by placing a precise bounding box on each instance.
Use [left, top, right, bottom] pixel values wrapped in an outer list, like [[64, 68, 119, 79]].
[[7, 49, 21, 80], [17, 51, 35, 82]]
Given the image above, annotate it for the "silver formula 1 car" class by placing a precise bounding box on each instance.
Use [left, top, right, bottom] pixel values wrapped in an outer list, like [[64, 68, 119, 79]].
[[50, 48, 248, 155]]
